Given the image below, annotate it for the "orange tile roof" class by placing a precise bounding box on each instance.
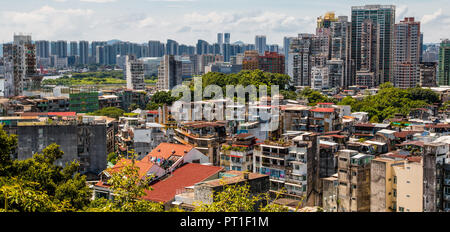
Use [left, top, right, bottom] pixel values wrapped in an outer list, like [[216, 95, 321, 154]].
[[106, 158, 154, 179], [142, 163, 223, 203], [146, 143, 194, 160], [48, 112, 77, 117], [407, 156, 422, 163], [310, 108, 335, 113]]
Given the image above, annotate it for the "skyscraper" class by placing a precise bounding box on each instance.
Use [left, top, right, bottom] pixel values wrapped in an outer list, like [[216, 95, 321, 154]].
[[79, 41, 89, 65], [223, 43, 231, 62], [166, 39, 179, 56], [157, 55, 182, 90], [289, 34, 314, 86], [317, 12, 338, 29], [56, 40, 68, 58], [355, 19, 380, 87], [224, 33, 230, 44], [50, 41, 57, 56], [91, 41, 107, 64], [70, 41, 78, 56], [284, 37, 295, 75], [196, 40, 209, 55], [438, 39, 450, 86], [217, 33, 223, 46], [330, 16, 353, 88], [36, 40, 50, 58], [255, 35, 267, 55], [393, 17, 421, 89], [3, 34, 36, 97], [149, 40, 164, 57], [351, 5, 395, 85], [126, 55, 145, 90]]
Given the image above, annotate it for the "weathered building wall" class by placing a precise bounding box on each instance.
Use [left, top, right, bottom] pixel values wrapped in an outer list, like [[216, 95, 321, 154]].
[[423, 145, 437, 212], [322, 177, 338, 212], [17, 124, 108, 178], [18, 125, 78, 167], [370, 159, 387, 212]]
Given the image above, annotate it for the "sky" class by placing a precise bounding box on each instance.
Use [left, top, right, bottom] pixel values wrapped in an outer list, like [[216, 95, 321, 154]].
[[0, 0, 449, 46]]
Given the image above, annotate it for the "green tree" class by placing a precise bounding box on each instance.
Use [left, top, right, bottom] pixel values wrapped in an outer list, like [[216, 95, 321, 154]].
[[85, 156, 164, 212], [299, 87, 337, 106], [107, 152, 119, 165], [146, 91, 179, 110], [88, 107, 125, 119], [340, 84, 436, 123], [193, 182, 289, 212], [0, 125, 92, 212]]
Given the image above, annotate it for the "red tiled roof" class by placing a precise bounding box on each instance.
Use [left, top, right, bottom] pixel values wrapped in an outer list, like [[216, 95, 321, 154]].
[[235, 133, 254, 139], [353, 133, 373, 137], [397, 141, 425, 147], [147, 110, 158, 114], [320, 144, 332, 149], [106, 158, 154, 179], [355, 123, 375, 127], [146, 143, 194, 160], [21, 112, 49, 117], [394, 131, 422, 139], [384, 153, 408, 159], [310, 108, 335, 113], [20, 112, 77, 117], [48, 112, 77, 117], [142, 163, 223, 203], [425, 124, 450, 129], [407, 156, 422, 163], [329, 135, 346, 139], [323, 131, 342, 135]]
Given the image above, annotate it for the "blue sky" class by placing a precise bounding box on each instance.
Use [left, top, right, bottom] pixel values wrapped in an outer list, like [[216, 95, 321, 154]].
[[0, 0, 449, 45]]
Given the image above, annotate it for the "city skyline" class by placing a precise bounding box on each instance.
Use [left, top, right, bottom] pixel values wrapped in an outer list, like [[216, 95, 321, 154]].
[[0, 0, 449, 46]]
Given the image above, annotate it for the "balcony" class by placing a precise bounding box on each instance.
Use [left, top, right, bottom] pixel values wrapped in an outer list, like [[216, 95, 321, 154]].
[[262, 162, 285, 170], [261, 151, 286, 160], [445, 194, 450, 201], [444, 178, 450, 186]]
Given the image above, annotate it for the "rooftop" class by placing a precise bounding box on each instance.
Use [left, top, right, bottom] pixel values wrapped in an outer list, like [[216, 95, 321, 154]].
[[198, 171, 268, 188], [146, 143, 194, 160], [143, 163, 223, 203], [310, 108, 335, 113]]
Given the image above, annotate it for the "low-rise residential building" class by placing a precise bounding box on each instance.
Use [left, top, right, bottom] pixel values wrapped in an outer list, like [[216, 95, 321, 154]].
[[322, 174, 339, 212], [17, 115, 115, 179], [337, 150, 373, 212], [174, 170, 270, 211], [220, 133, 257, 172], [370, 156, 407, 212], [309, 107, 341, 133], [174, 121, 227, 166]]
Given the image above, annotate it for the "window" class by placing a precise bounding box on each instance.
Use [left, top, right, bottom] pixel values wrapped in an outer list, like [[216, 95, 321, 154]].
[[394, 176, 397, 184], [399, 207, 405, 212]]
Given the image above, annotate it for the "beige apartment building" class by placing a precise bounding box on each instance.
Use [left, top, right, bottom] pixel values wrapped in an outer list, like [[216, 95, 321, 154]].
[[371, 155, 424, 212]]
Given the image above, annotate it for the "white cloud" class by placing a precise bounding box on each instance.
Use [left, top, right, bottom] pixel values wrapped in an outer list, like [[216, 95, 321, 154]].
[[80, 0, 117, 3], [421, 8, 443, 24], [0, 6, 94, 40], [396, 5, 409, 21]]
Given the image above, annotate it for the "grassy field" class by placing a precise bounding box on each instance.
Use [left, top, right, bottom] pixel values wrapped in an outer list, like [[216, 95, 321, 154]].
[[42, 71, 157, 86]]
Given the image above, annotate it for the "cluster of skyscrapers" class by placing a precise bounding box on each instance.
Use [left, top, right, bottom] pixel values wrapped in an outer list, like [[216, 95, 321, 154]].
[[2, 4, 450, 97], [285, 5, 441, 90]]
